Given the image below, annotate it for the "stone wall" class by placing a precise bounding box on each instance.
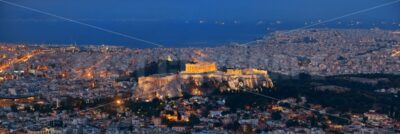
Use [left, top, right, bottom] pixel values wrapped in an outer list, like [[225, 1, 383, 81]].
[[134, 69, 274, 101]]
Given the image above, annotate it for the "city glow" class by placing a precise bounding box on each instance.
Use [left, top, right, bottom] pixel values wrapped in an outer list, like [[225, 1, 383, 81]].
[[391, 49, 400, 57], [0, 50, 42, 72], [0, 0, 400, 132], [115, 99, 123, 105]]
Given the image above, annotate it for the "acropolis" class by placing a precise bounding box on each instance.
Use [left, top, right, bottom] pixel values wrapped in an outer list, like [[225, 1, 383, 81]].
[[134, 62, 274, 101]]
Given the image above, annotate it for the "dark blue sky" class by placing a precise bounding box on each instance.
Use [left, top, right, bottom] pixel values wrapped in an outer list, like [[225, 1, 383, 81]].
[[1, 0, 400, 22]]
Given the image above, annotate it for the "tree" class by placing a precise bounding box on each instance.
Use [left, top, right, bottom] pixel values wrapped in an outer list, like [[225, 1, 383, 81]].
[[298, 73, 311, 81], [271, 111, 282, 120], [225, 121, 241, 131], [11, 104, 18, 112], [189, 115, 200, 126], [286, 119, 299, 127]]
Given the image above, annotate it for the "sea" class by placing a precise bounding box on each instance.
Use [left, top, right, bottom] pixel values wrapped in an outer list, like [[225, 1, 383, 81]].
[[0, 20, 399, 48]]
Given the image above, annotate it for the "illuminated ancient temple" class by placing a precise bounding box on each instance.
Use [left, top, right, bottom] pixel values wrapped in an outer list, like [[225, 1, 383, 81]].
[[183, 62, 217, 74]]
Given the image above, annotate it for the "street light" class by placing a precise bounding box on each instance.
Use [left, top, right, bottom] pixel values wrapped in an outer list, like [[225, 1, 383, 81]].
[[115, 99, 123, 105]]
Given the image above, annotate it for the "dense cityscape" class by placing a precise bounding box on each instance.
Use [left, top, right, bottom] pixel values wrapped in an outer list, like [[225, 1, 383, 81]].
[[0, 29, 399, 133]]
